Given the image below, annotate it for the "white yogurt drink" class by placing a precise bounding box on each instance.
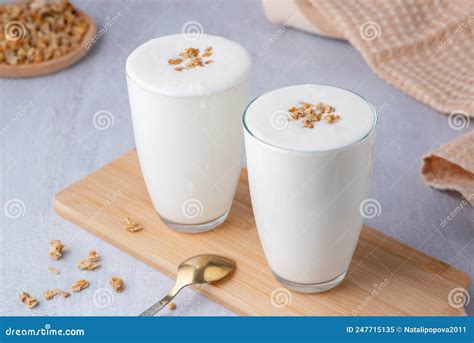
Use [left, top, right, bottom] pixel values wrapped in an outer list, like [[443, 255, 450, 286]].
[[244, 84, 376, 292], [126, 34, 251, 232]]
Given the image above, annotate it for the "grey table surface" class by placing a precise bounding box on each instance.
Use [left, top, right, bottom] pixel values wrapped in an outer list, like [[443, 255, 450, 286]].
[[1, 0, 472, 316]]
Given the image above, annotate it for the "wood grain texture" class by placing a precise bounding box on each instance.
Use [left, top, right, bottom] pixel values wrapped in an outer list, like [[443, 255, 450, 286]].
[[0, 10, 96, 78], [54, 150, 470, 316]]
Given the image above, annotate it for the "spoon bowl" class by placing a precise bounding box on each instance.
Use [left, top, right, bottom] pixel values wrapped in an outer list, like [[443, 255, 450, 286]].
[[177, 254, 236, 285], [140, 254, 236, 316]]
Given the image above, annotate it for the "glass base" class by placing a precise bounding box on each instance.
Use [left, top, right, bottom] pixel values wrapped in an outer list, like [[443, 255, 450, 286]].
[[159, 210, 230, 233], [272, 271, 347, 293]]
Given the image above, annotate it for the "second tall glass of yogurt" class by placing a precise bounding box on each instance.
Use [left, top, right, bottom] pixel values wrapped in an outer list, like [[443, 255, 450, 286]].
[[244, 84, 377, 292], [126, 34, 251, 232]]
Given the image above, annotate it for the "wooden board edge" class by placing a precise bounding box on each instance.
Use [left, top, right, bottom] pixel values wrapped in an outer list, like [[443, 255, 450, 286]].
[[361, 227, 471, 289]]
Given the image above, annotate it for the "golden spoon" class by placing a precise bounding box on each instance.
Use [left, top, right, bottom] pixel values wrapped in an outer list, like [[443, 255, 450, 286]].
[[140, 254, 236, 316]]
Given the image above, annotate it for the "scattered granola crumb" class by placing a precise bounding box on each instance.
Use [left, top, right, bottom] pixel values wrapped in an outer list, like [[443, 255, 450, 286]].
[[123, 217, 143, 232], [169, 46, 214, 71], [43, 289, 58, 300], [47, 267, 60, 274], [77, 259, 100, 270], [48, 240, 65, 260], [77, 249, 100, 270], [88, 250, 100, 262], [44, 288, 70, 300], [59, 290, 70, 298], [19, 292, 38, 308], [71, 279, 89, 292], [168, 302, 177, 311], [286, 101, 342, 129], [109, 276, 125, 293]]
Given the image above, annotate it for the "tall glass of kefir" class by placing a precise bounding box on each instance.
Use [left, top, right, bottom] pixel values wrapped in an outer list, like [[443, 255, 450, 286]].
[[244, 84, 376, 292], [126, 34, 251, 233]]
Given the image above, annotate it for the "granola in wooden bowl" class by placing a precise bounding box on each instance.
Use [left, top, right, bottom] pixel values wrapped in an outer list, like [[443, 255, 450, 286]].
[[0, 0, 96, 78]]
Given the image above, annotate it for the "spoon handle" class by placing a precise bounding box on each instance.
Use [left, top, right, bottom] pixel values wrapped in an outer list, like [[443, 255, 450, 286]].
[[140, 284, 182, 316], [140, 294, 175, 316]]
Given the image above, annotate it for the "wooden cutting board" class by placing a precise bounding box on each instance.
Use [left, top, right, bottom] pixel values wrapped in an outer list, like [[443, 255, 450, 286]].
[[54, 150, 470, 316]]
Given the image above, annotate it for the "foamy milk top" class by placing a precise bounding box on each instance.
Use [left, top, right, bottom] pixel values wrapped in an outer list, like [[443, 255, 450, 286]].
[[244, 84, 376, 151], [126, 34, 251, 97]]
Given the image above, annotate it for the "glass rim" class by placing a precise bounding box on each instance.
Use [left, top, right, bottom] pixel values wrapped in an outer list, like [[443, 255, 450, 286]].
[[242, 83, 378, 154]]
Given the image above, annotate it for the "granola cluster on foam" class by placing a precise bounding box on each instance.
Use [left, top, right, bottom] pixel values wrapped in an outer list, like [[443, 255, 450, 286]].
[[168, 47, 214, 72], [288, 101, 341, 129]]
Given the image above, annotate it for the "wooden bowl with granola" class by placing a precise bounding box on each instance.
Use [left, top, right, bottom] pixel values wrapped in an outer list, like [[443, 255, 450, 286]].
[[0, 1, 96, 78]]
